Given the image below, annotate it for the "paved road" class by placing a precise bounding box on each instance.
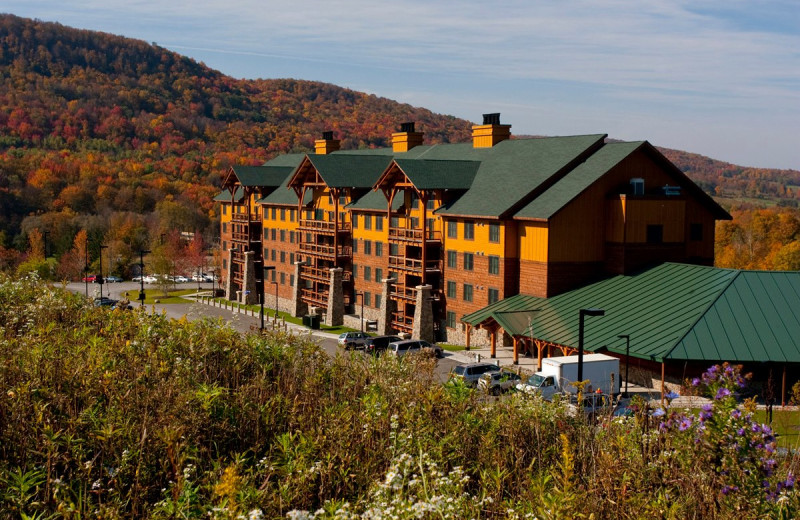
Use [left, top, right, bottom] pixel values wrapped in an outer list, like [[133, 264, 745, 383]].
[[67, 281, 462, 381]]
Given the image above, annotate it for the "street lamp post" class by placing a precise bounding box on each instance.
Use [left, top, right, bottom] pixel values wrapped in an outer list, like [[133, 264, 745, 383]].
[[260, 266, 275, 332], [98, 245, 108, 299], [355, 291, 364, 333], [577, 308, 605, 384], [618, 334, 631, 396], [84, 238, 89, 297], [137, 249, 150, 307], [271, 280, 279, 319]]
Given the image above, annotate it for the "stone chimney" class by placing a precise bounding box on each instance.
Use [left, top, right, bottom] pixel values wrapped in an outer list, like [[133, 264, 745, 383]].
[[315, 131, 340, 154], [471, 113, 511, 148], [392, 122, 424, 152]]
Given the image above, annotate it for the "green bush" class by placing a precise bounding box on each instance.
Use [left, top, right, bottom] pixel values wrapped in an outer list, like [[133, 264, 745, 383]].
[[0, 273, 797, 519]]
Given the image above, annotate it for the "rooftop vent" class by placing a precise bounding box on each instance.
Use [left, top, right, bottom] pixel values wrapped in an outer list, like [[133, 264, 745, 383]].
[[322, 131, 334, 140], [483, 113, 501, 125], [400, 122, 416, 133]]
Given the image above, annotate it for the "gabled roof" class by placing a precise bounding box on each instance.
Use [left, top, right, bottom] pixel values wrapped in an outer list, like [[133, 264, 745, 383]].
[[300, 154, 394, 188], [462, 263, 800, 363], [214, 187, 244, 202], [230, 165, 295, 187], [514, 141, 643, 220], [346, 189, 405, 212], [392, 159, 480, 190]]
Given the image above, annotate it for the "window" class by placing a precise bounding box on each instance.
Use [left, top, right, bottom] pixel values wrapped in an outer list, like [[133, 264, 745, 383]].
[[280, 251, 285, 263], [271, 269, 276, 281], [426, 198, 435, 210], [463, 284, 473, 302], [390, 243, 399, 256], [690, 223, 703, 241], [352, 215, 358, 229], [447, 281, 457, 298], [271, 229, 277, 241], [488, 256, 499, 275], [271, 208, 277, 220], [280, 272, 285, 284], [647, 224, 663, 244], [375, 242, 383, 257], [446, 311, 456, 329], [222, 205, 228, 215], [271, 250, 276, 261], [222, 222, 227, 233], [290, 274, 294, 287], [364, 214, 372, 230], [352, 239, 358, 253], [390, 216, 399, 228], [290, 231, 295, 243], [375, 268, 382, 282], [290, 253, 295, 264], [488, 288, 499, 304], [306, 210, 313, 220], [364, 292, 372, 307], [280, 208, 286, 221], [290, 209, 296, 222], [315, 209, 324, 221], [375, 294, 381, 308], [339, 194, 346, 205], [375, 216, 383, 231], [280, 229, 286, 242], [364, 266, 371, 282], [223, 241, 228, 250], [463, 253, 474, 271], [447, 250, 457, 268], [352, 265, 357, 280], [464, 221, 475, 240], [223, 259, 227, 269], [264, 247, 269, 258], [489, 223, 500, 243], [364, 240, 372, 255], [447, 221, 458, 238]]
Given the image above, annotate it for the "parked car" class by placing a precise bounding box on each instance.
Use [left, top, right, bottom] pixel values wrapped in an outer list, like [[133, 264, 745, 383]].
[[173, 275, 190, 283], [143, 275, 158, 283], [338, 331, 372, 350], [449, 362, 502, 387], [82, 274, 98, 283], [131, 275, 143, 282], [387, 339, 440, 358], [364, 335, 403, 355], [566, 392, 614, 418], [93, 297, 117, 307], [105, 276, 123, 283], [477, 368, 523, 395]]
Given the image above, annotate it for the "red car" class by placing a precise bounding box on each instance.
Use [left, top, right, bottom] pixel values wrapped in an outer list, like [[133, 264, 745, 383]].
[[81, 274, 98, 282]]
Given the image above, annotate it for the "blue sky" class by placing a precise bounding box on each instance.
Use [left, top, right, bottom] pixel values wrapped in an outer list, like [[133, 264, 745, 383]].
[[4, 0, 799, 169]]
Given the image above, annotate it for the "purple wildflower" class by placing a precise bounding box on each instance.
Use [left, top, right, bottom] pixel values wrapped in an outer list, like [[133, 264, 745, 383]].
[[700, 404, 713, 422], [730, 409, 741, 419], [785, 474, 795, 489], [737, 427, 746, 436], [715, 387, 731, 400], [666, 391, 680, 400], [679, 417, 693, 431], [692, 377, 701, 386]]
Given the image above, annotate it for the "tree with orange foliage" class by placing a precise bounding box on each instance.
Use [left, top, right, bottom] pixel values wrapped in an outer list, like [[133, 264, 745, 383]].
[[56, 229, 88, 281]]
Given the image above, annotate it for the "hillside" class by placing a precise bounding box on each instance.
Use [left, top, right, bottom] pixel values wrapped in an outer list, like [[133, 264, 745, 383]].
[[0, 13, 798, 268]]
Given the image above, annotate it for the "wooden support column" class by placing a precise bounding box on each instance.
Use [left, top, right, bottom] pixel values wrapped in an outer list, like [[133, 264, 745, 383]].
[[661, 362, 666, 405], [536, 340, 544, 371], [513, 337, 519, 365], [420, 192, 427, 285], [782, 365, 787, 407], [465, 324, 471, 350], [490, 330, 497, 358]]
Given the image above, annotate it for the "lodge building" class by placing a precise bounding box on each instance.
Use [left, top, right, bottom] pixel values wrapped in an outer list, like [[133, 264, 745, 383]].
[[216, 114, 730, 347]]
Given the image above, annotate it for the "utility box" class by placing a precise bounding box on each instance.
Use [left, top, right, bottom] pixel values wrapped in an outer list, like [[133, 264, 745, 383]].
[[305, 314, 320, 330]]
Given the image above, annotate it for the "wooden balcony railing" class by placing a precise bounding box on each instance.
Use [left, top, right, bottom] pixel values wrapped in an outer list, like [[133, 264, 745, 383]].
[[391, 312, 414, 331], [298, 219, 351, 234], [390, 284, 417, 301], [388, 227, 441, 243], [300, 264, 352, 283], [231, 212, 261, 222], [231, 213, 249, 222], [298, 242, 352, 259], [388, 255, 441, 273], [300, 288, 328, 308]]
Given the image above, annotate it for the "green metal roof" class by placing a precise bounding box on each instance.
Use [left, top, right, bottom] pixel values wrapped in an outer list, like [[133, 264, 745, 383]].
[[347, 189, 405, 212], [462, 263, 800, 364], [214, 187, 244, 202], [393, 159, 480, 190], [231, 165, 295, 187], [514, 141, 644, 220], [305, 154, 393, 188]]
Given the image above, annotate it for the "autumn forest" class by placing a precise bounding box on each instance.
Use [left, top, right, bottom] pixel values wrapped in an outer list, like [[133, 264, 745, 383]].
[[1, 13, 799, 276]]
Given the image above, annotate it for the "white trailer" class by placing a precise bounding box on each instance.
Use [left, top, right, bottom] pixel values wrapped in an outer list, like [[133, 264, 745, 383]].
[[516, 354, 620, 399]]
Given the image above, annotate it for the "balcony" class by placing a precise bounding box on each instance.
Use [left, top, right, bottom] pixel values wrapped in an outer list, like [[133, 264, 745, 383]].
[[298, 242, 352, 259], [391, 311, 414, 332], [388, 255, 441, 273], [300, 288, 329, 308], [298, 219, 351, 234], [388, 227, 441, 243], [300, 264, 352, 283], [390, 284, 417, 301], [232, 213, 249, 222]]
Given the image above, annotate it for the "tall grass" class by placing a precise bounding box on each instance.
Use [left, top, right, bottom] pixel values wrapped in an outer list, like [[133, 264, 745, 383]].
[[0, 273, 797, 518]]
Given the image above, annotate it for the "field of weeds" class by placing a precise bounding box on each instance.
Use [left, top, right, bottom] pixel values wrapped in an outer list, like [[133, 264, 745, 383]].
[[0, 274, 798, 519]]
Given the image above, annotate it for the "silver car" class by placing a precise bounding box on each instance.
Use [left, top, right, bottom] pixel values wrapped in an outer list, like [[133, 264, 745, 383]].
[[449, 362, 501, 387], [477, 368, 523, 395]]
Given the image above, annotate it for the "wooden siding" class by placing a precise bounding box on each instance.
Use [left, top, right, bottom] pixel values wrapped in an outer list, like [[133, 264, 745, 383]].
[[518, 221, 548, 263]]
